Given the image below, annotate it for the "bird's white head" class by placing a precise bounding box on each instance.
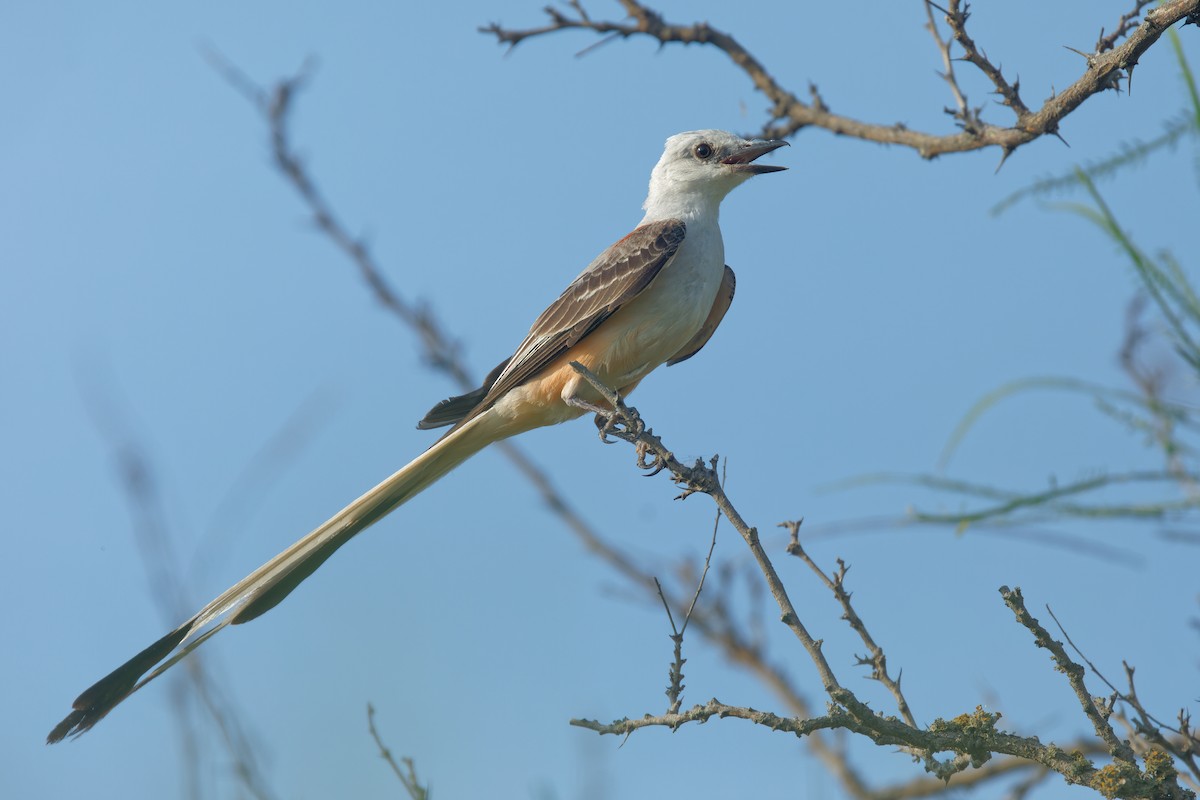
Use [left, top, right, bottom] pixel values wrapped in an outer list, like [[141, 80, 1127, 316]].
[[642, 129, 788, 221]]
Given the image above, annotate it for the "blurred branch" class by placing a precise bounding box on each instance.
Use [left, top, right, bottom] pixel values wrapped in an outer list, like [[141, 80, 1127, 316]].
[[367, 704, 430, 800], [201, 51, 466, 379], [191, 387, 337, 587], [838, 469, 1200, 528], [201, 45, 646, 662], [482, 0, 1200, 162], [1068, 171, 1200, 365], [918, 164, 1200, 535], [992, 114, 1199, 213], [1118, 295, 1198, 492], [78, 367, 279, 800], [939, 376, 1200, 471]]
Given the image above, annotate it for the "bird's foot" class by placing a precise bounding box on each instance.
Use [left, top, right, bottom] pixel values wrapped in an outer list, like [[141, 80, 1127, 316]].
[[587, 401, 645, 443], [565, 361, 645, 443]]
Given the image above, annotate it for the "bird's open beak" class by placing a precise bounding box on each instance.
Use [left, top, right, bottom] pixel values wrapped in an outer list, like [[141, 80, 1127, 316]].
[[723, 139, 789, 174]]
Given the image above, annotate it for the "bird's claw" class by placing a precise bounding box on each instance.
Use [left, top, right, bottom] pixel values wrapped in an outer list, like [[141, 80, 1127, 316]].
[[590, 401, 645, 443], [635, 440, 666, 475]]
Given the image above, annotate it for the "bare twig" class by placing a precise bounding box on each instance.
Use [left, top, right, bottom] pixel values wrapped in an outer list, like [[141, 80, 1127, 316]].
[[1005, 590, 1199, 795], [655, 509, 720, 714], [1045, 607, 1200, 785], [783, 521, 918, 730], [572, 696, 841, 737], [1000, 587, 1136, 763], [923, 1, 976, 129], [682, 509, 721, 641]]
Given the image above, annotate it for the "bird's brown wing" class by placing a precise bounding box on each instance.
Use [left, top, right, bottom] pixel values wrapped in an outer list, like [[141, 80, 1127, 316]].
[[417, 218, 687, 430]]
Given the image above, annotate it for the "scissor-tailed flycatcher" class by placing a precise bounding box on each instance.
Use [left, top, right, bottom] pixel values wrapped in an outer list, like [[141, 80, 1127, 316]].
[[48, 130, 787, 743]]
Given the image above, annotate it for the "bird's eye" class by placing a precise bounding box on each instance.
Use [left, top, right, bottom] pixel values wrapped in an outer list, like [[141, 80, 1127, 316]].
[[693, 142, 714, 160]]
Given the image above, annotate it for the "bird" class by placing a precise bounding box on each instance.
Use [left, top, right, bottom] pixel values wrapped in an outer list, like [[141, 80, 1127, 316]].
[[47, 129, 787, 743]]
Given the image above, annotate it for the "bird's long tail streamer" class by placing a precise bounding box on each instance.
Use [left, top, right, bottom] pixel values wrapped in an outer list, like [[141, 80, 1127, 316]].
[[48, 413, 500, 743]]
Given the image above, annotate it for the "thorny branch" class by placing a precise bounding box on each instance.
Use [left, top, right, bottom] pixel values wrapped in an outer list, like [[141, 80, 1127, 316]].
[[567, 362, 1196, 799], [930, 0, 1031, 126], [482, 0, 1200, 162]]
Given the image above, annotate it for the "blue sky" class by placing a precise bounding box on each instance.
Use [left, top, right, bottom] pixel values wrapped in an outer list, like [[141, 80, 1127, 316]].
[[4, 2, 1198, 798]]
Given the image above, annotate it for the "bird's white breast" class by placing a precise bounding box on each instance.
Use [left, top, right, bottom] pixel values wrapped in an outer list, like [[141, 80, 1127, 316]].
[[597, 218, 726, 385]]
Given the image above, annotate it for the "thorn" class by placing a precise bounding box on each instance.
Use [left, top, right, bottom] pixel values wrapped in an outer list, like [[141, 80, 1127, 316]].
[[993, 146, 1013, 174], [1062, 44, 1096, 68], [807, 82, 828, 113], [575, 31, 622, 58]]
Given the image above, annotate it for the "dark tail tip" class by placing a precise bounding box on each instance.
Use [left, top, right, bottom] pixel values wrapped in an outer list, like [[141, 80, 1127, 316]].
[[46, 622, 194, 743]]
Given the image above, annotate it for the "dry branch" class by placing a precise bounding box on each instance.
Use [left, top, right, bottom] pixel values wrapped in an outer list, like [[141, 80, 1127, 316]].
[[569, 361, 1195, 798], [483, 0, 1200, 162]]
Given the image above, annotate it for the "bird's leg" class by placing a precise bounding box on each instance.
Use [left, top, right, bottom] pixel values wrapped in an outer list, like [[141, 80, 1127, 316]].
[[566, 362, 645, 442], [563, 394, 610, 418]]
